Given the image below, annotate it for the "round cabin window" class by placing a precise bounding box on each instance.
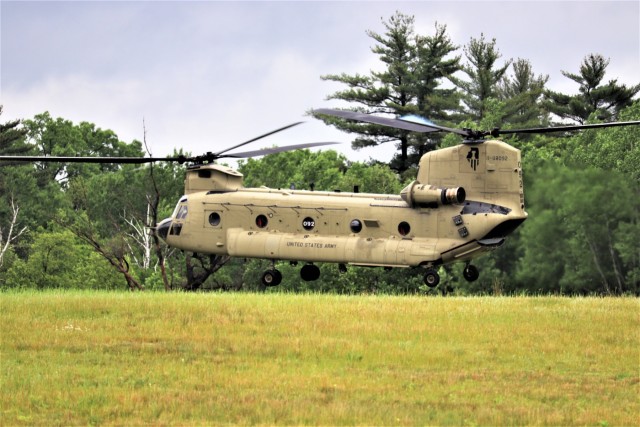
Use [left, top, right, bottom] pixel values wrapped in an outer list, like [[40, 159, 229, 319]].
[[209, 212, 221, 226], [256, 214, 268, 228], [350, 219, 362, 233], [302, 217, 315, 231], [398, 221, 411, 236]]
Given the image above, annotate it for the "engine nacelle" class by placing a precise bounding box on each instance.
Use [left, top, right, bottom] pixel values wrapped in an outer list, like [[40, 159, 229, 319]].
[[400, 181, 466, 208], [184, 164, 243, 195]]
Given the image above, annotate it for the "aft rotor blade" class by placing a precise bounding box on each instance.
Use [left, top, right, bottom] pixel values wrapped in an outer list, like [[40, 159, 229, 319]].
[[215, 122, 304, 156], [222, 141, 341, 159], [397, 114, 469, 136], [314, 108, 467, 135], [495, 120, 640, 136], [0, 155, 183, 164]]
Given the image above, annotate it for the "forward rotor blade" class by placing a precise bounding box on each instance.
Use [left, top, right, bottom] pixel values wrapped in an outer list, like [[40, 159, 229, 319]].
[[215, 122, 304, 156], [0, 155, 183, 164], [222, 142, 341, 159], [495, 120, 640, 135]]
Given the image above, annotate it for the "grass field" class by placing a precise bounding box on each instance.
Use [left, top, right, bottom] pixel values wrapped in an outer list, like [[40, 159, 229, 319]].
[[1, 291, 638, 426]]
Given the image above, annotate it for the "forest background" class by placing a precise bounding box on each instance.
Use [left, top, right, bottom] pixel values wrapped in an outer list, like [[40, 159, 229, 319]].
[[1, 12, 638, 295]]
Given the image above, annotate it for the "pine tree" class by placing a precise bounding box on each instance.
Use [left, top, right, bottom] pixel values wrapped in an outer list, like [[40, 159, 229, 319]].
[[453, 34, 511, 122], [409, 23, 461, 164], [498, 58, 549, 129], [544, 53, 640, 124], [314, 13, 460, 172], [0, 106, 30, 163]]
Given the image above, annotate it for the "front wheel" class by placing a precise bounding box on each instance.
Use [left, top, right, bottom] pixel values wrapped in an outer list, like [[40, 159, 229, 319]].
[[261, 269, 282, 287], [423, 269, 440, 288]]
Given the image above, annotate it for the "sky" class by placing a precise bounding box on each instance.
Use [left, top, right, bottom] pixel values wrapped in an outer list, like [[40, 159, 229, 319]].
[[1, 1, 639, 167]]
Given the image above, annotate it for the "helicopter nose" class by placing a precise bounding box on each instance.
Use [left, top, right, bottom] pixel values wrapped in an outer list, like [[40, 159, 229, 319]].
[[157, 218, 172, 240]]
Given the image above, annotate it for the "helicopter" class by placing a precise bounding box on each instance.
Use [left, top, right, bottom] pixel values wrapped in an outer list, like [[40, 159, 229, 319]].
[[2, 110, 639, 288]]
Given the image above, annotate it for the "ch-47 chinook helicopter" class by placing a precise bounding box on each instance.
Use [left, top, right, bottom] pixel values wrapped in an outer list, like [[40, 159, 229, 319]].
[[2, 110, 639, 288]]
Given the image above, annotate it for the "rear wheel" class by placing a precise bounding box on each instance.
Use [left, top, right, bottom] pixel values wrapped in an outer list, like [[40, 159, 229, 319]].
[[463, 265, 479, 282], [300, 264, 320, 281]]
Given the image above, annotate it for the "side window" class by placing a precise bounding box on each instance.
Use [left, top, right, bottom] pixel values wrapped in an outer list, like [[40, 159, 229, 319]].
[[302, 217, 315, 231], [398, 221, 411, 236], [208, 212, 221, 227], [256, 214, 268, 228]]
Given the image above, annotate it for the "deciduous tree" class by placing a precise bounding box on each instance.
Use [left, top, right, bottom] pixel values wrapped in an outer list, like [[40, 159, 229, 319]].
[[516, 163, 638, 295]]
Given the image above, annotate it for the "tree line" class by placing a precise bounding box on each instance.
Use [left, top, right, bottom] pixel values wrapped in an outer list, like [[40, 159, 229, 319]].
[[1, 11, 638, 294]]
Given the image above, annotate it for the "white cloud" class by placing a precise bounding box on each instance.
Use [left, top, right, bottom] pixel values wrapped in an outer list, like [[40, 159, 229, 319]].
[[2, 1, 638, 168]]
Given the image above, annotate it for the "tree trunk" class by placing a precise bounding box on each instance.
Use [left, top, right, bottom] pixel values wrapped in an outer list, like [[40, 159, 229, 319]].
[[0, 197, 27, 270], [67, 224, 144, 291], [183, 253, 230, 291], [606, 220, 625, 294], [584, 232, 610, 295], [148, 192, 170, 291], [143, 119, 171, 291]]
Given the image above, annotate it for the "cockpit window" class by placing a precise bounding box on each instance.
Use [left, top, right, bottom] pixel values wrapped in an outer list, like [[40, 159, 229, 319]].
[[176, 205, 188, 220], [172, 204, 180, 218], [170, 223, 183, 236], [172, 197, 188, 220]]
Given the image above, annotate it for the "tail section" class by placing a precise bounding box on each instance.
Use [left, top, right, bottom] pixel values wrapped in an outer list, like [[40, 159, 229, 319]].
[[417, 140, 525, 215]]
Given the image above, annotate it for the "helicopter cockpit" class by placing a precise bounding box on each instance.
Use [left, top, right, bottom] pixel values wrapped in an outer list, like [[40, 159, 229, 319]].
[[157, 197, 188, 239]]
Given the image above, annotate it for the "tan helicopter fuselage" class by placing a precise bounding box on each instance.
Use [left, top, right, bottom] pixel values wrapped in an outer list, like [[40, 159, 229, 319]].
[[158, 139, 527, 269]]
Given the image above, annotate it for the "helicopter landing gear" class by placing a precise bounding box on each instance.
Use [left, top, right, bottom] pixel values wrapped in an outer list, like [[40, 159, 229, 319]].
[[463, 264, 479, 282], [300, 264, 320, 281], [423, 269, 440, 288], [338, 263, 347, 274], [261, 269, 282, 287]]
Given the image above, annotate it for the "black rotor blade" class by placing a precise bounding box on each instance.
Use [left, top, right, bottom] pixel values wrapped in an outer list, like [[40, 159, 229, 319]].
[[495, 120, 640, 136], [314, 108, 434, 132], [314, 108, 468, 136], [316, 107, 640, 140], [0, 155, 183, 164], [397, 114, 469, 136], [214, 122, 304, 157], [221, 141, 341, 159]]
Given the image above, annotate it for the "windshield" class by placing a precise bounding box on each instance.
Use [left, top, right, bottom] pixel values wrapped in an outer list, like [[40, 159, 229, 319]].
[[172, 197, 188, 219]]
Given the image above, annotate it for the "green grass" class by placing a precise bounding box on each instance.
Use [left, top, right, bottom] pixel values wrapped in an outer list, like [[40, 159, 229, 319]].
[[1, 291, 638, 425]]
